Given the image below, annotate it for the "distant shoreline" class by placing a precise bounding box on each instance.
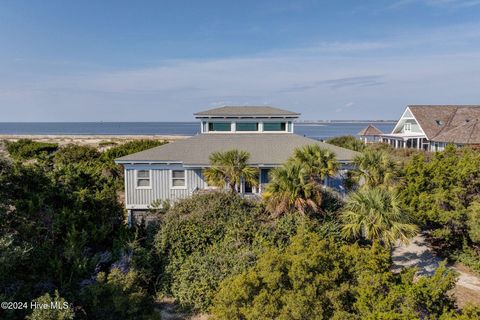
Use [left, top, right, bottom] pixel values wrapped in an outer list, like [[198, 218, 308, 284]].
[[0, 134, 188, 148]]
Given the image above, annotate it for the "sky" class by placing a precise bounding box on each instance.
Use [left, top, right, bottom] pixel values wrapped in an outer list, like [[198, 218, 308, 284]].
[[1, 0, 480, 121]]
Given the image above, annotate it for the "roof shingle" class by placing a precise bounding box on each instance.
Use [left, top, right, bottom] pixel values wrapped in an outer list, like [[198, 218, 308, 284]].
[[116, 133, 357, 165], [408, 105, 480, 143], [194, 106, 300, 117], [358, 124, 383, 136]]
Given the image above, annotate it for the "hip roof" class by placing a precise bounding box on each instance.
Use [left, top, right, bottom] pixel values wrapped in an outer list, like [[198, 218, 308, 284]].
[[116, 133, 357, 165]]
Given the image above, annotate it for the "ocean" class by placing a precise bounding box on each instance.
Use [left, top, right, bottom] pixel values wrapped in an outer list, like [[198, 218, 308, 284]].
[[0, 122, 395, 140]]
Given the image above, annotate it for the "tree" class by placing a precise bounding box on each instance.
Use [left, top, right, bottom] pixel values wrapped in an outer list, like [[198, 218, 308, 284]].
[[398, 145, 480, 251], [265, 161, 323, 216], [353, 149, 397, 189], [212, 232, 458, 320], [326, 135, 366, 152], [341, 188, 418, 247], [290, 144, 339, 183], [203, 149, 258, 192], [80, 268, 159, 320], [5, 139, 58, 160], [27, 290, 74, 320]]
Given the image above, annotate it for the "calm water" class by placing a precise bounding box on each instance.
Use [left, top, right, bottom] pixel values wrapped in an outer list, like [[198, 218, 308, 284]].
[[0, 122, 395, 140]]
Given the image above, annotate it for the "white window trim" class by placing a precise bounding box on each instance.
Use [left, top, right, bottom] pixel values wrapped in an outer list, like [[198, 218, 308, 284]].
[[170, 169, 187, 190], [404, 122, 412, 132], [135, 169, 152, 190]]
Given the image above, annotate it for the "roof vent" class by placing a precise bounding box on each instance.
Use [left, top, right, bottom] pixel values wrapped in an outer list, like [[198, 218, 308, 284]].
[[435, 120, 444, 126], [466, 119, 471, 123]]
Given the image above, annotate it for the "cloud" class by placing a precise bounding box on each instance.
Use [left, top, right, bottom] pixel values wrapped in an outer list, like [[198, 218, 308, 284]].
[[2, 23, 480, 121]]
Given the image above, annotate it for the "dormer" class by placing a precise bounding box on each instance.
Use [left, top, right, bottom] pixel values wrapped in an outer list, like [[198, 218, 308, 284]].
[[194, 106, 300, 134]]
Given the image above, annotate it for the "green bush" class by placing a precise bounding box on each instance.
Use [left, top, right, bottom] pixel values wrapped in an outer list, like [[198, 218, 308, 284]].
[[5, 139, 58, 160], [171, 243, 255, 311], [398, 145, 480, 251], [26, 290, 74, 320], [326, 135, 365, 152], [155, 192, 264, 309], [54, 144, 101, 166], [101, 139, 167, 161], [212, 232, 458, 320], [211, 232, 388, 319], [80, 268, 159, 320]]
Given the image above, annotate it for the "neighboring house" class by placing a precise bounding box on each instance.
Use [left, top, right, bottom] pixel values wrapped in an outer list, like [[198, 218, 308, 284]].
[[380, 105, 480, 151], [357, 124, 383, 144], [115, 106, 358, 218]]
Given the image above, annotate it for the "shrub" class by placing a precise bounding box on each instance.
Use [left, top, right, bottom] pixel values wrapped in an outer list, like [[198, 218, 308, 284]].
[[98, 141, 117, 147], [211, 232, 390, 319], [171, 243, 256, 311], [155, 192, 264, 310], [212, 232, 458, 320], [80, 268, 158, 320], [101, 139, 167, 161], [5, 139, 58, 160], [54, 144, 101, 166], [398, 146, 480, 251], [26, 290, 74, 320], [326, 135, 365, 152]]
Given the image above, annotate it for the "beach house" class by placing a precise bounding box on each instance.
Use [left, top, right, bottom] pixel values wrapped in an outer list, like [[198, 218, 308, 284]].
[[380, 105, 480, 151], [115, 106, 357, 218]]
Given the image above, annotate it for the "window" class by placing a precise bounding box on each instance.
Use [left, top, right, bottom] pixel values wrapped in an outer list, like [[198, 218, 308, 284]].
[[260, 169, 271, 184], [171, 170, 186, 188], [404, 123, 411, 132], [263, 122, 286, 131], [208, 122, 231, 131], [136, 170, 151, 188], [236, 122, 259, 131]]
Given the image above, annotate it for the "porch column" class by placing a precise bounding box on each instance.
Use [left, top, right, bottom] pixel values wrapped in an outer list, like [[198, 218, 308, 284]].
[[395, 139, 399, 149]]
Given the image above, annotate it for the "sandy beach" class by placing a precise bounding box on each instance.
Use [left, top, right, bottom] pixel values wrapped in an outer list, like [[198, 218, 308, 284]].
[[0, 135, 190, 156], [0, 134, 189, 146]]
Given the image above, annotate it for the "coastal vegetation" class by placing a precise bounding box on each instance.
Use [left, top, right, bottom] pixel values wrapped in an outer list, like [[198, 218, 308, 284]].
[[1, 137, 480, 318], [203, 149, 258, 192], [5, 138, 59, 160]]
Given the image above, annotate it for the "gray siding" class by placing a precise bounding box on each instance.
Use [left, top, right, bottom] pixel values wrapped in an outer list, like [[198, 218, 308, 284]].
[[125, 166, 206, 208]]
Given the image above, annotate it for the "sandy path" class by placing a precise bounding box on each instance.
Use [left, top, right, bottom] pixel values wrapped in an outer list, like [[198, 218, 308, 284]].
[[392, 234, 480, 306]]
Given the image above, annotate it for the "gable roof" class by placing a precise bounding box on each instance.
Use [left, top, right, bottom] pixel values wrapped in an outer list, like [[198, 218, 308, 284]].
[[358, 124, 383, 136], [194, 106, 300, 118], [115, 133, 357, 165], [433, 119, 480, 144], [408, 105, 480, 143]]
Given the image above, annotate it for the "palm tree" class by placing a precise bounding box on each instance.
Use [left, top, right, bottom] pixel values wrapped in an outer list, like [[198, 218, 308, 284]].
[[203, 149, 258, 193], [265, 162, 323, 216], [341, 188, 418, 247], [353, 150, 397, 189], [290, 144, 339, 183]]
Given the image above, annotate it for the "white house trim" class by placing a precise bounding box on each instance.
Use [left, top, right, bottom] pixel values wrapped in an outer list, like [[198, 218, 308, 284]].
[[134, 169, 152, 190], [169, 169, 188, 190], [391, 107, 427, 137]]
